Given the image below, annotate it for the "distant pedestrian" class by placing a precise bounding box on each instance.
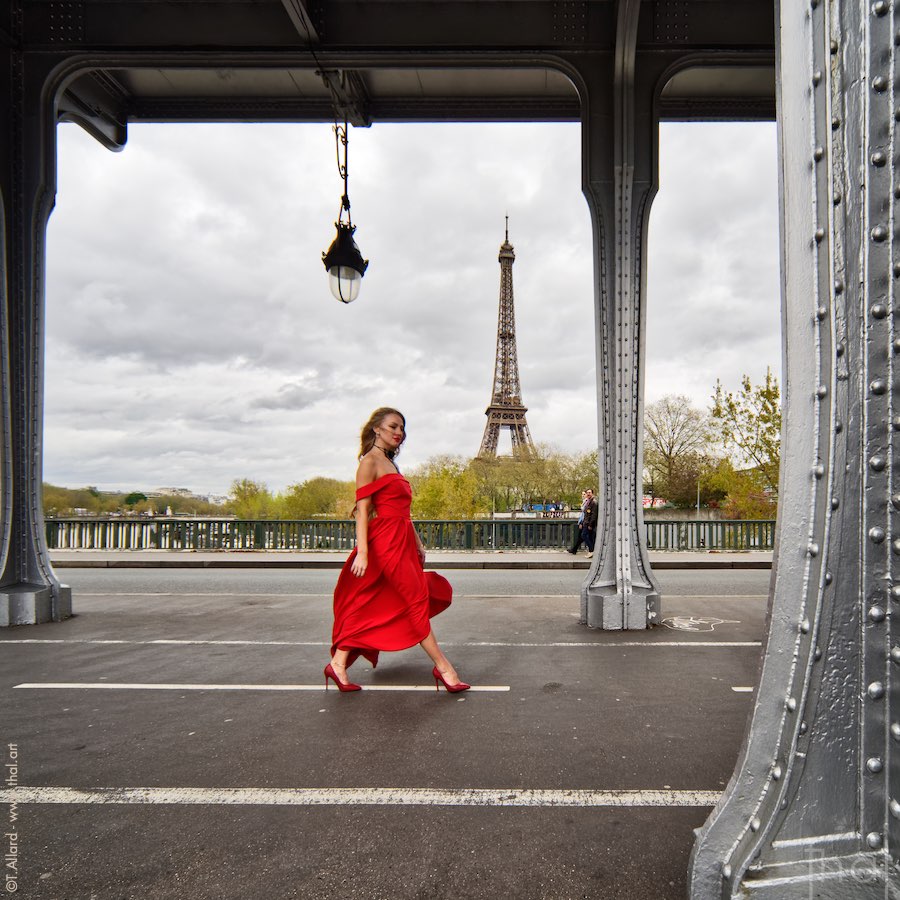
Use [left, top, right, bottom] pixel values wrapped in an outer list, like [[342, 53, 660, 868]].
[[583, 489, 598, 554], [568, 490, 589, 554]]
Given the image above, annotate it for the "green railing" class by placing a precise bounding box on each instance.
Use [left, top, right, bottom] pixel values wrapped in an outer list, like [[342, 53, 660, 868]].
[[45, 518, 777, 552]]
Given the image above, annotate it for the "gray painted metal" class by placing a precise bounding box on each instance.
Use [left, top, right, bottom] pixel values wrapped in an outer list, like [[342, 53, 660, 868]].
[[0, 6, 70, 625], [688, 0, 900, 894], [577, 0, 661, 630]]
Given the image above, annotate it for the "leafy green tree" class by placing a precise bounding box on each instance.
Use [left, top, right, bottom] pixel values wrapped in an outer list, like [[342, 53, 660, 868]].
[[711, 369, 781, 494], [408, 456, 488, 519], [228, 478, 275, 519], [282, 477, 356, 519], [124, 491, 148, 508]]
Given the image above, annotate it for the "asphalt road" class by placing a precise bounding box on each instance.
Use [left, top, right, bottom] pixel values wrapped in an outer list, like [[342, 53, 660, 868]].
[[1, 569, 768, 900], [57, 566, 772, 600]]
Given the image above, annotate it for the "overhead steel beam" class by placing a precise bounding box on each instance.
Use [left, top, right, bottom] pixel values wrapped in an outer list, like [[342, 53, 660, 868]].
[[58, 71, 128, 150], [315, 69, 370, 127], [280, 0, 320, 43]]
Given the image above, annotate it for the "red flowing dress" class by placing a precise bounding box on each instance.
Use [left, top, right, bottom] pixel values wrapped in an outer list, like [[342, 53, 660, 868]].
[[331, 472, 452, 667]]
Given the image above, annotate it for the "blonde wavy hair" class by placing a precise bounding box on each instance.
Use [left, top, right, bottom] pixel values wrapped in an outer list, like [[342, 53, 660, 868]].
[[358, 407, 406, 460]]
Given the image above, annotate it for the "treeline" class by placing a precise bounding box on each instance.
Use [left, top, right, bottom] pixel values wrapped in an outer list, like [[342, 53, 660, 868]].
[[43, 484, 224, 517], [644, 370, 781, 519], [44, 372, 780, 521], [227, 450, 599, 520]]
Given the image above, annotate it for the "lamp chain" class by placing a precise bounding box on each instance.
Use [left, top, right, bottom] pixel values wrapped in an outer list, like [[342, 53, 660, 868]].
[[333, 119, 351, 226]]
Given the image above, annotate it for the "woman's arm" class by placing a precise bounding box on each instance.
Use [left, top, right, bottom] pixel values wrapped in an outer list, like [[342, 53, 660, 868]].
[[350, 456, 378, 577], [350, 497, 371, 577]]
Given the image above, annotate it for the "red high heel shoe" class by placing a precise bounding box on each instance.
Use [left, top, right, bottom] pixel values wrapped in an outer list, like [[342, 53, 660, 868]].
[[432, 666, 470, 693], [324, 663, 361, 692]]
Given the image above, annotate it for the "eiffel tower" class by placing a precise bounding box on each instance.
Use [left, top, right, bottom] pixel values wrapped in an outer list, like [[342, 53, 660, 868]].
[[477, 220, 536, 458]]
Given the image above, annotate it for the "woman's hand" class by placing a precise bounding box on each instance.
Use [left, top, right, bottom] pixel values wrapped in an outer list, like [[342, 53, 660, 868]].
[[417, 544, 426, 566], [351, 550, 368, 577]]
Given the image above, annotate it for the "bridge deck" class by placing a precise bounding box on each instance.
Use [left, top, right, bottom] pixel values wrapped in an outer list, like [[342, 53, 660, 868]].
[[0, 568, 766, 899]]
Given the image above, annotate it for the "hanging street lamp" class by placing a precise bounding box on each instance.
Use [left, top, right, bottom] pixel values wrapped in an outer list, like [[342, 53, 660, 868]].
[[322, 120, 368, 303]]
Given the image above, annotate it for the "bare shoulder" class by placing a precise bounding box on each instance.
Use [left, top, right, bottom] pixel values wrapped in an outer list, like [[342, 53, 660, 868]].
[[356, 453, 378, 487]]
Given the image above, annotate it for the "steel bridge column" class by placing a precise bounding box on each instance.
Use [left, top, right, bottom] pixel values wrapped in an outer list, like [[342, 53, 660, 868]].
[[576, 0, 661, 630], [0, 29, 70, 626], [689, 0, 900, 894]]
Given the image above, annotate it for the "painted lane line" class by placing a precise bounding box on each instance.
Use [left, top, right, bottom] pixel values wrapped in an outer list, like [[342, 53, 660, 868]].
[[0, 638, 762, 648], [13, 682, 510, 693], [731, 686, 755, 692], [0, 786, 721, 808]]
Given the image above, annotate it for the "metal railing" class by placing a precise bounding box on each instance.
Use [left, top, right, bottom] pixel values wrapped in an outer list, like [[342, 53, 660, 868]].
[[46, 518, 777, 552]]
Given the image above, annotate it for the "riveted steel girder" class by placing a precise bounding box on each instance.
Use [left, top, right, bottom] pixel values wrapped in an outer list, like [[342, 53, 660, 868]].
[[0, 26, 70, 625], [574, 0, 662, 630], [688, 0, 900, 894]]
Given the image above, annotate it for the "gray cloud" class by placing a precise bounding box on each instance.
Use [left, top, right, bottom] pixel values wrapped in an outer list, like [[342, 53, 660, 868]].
[[44, 120, 779, 494]]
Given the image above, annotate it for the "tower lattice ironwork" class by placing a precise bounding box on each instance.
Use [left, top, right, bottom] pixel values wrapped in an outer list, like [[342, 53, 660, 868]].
[[477, 222, 535, 458]]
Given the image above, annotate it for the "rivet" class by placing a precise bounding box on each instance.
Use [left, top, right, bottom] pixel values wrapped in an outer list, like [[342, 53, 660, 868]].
[[892, 722, 900, 741], [872, 303, 888, 318], [869, 526, 886, 543], [874, 76, 889, 92], [834, 191, 842, 206], [893, 538, 900, 555], [893, 647, 900, 664], [831, 117, 840, 131], [750, 817, 761, 832], [891, 585, 900, 603], [867, 832, 883, 849], [814, 146, 825, 162], [816, 385, 828, 398], [894, 337, 900, 352], [831, 498, 840, 510], [891, 416, 900, 430], [787, 697, 797, 712], [868, 681, 885, 699], [799, 721, 808, 734], [831, 39, 839, 54], [815, 228, 825, 243], [894, 264, 900, 279], [772, 764, 783, 781], [834, 278, 844, 294], [870, 605, 887, 622], [722, 864, 732, 879], [807, 543, 819, 557], [816, 305, 828, 320], [892, 494, 900, 510], [834, 421, 843, 434], [871, 378, 888, 395], [872, 225, 888, 242], [836, 343, 845, 358], [891, 799, 900, 819], [870, 455, 886, 471], [872, 150, 887, 166], [875, 0, 888, 15], [895, 185, 900, 200], [814, 646, 822, 660], [867, 757, 884, 774], [800, 618, 810, 634], [813, 464, 825, 479], [825, 570, 833, 583]]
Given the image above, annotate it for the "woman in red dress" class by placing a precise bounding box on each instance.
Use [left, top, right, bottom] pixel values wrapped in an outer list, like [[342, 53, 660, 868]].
[[325, 407, 470, 694]]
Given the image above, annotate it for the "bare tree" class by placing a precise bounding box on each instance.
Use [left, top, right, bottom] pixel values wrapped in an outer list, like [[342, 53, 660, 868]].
[[643, 395, 711, 503]]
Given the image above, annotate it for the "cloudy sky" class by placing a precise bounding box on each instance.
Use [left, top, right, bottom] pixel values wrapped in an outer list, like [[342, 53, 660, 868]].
[[44, 119, 780, 496]]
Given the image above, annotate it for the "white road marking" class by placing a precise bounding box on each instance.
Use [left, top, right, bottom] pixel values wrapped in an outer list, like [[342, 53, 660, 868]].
[[731, 686, 755, 693], [0, 638, 762, 648], [13, 682, 509, 693], [0, 786, 721, 808]]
